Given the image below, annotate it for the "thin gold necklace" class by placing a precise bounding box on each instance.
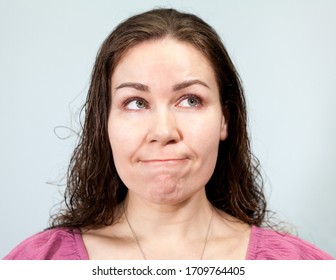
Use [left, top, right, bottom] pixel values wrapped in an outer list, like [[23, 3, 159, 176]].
[[123, 205, 214, 260]]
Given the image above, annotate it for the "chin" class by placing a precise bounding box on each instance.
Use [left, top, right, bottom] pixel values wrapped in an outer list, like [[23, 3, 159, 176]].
[[146, 184, 204, 206], [146, 183, 181, 204]]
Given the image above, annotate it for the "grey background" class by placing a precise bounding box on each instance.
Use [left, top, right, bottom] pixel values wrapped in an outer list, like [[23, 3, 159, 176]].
[[1, 0, 335, 258]]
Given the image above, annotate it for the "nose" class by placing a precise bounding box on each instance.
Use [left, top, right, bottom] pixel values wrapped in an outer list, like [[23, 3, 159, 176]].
[[146, 108, 182, 145]]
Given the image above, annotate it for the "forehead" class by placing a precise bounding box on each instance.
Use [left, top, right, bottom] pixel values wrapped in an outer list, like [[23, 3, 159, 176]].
[[112, 38, 217, 85]]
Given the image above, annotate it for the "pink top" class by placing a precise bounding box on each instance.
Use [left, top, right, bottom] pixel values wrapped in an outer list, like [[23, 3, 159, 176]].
[[3, 226, 334, 260]]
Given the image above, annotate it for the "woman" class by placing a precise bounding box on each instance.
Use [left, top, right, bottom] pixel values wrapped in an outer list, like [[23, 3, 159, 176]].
[[4, 8, 333, 260]]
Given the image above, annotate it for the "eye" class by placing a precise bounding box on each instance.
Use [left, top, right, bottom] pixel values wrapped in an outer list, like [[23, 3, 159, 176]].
[[124, 98, 148, 110], [178, 95, 202, 108]]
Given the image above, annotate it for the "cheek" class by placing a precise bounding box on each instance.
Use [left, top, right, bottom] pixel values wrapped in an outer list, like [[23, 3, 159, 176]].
[[182, 113, 224, 150], [108, 119, 138, 160], [108, 116, 151, 188], [107, 119, 141, 187]]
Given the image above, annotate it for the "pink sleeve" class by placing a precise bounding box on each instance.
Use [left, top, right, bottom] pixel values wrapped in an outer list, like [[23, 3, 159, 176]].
[[247, 226, 334, 260], [3, 228, 89, 260]]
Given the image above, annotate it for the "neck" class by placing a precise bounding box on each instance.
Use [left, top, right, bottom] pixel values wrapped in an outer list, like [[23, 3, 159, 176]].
[[123, 189, 213, 238], [121, 189, 214, 259]]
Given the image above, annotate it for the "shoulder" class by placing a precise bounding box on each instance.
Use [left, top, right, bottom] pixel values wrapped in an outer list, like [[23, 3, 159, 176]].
[[247, 226, 334, 260], [3, 227, 89, 260]]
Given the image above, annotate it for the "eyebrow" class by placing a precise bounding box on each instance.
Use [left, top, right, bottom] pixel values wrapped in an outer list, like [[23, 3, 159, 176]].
[[114, 82, 149, 92], [172, 79, 210, 91], [114, 79, 210, 93]]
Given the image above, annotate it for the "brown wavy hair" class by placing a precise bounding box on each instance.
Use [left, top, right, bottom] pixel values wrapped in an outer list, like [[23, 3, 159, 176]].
[[51, 8, 267, 229]]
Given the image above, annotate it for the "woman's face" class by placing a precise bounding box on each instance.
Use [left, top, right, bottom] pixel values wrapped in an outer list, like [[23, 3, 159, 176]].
[[108, 38, 227, 205]]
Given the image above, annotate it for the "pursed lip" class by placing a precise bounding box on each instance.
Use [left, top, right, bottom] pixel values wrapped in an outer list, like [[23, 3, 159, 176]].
[[140, 158, 188, 163]]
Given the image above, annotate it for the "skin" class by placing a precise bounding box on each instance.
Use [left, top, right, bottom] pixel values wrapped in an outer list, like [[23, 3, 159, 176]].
[[82, 38, 251, 259], [109, 38, 227, 205]]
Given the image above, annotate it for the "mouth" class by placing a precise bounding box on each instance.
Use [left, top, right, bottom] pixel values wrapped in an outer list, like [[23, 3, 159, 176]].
[[137, 158, 190, 173], [140, 158, 188, 164], [139, 157, 191, 167]]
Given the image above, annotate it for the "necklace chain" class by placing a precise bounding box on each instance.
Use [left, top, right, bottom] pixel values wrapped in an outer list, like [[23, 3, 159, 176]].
[[199, 209, 213, 260], [123, 205, 214, 260], [123, 206, 147, 259]]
